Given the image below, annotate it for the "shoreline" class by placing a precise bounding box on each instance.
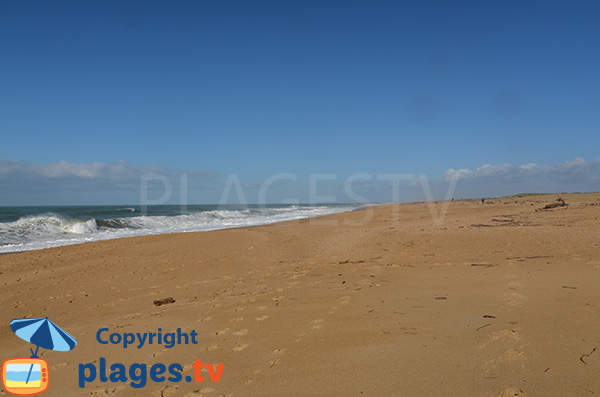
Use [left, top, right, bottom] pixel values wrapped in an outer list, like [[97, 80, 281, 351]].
[[0, 203, 362, 255], [2, 193, 600, 395], [3, 192, 594, 256]]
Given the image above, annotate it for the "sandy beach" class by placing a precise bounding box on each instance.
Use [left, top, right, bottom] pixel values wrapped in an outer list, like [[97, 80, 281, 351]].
[[2, 193, 600, 396]]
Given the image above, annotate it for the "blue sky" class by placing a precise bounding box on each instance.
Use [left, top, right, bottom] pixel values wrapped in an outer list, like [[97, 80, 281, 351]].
[[1, 1, 599, 205]]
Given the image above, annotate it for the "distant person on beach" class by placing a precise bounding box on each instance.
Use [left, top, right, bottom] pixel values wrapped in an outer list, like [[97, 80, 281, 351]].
[[481, 198, 485, 205]]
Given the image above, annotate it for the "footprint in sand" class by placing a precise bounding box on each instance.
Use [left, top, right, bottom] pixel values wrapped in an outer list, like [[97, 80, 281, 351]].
[[490, 329, 521, 342], [270, 348, 286, 367], [330, 295, 351, 313], [230, 316, 244, 323], [233, 343, 249, 352], [504, 292, 525, 308], [484, 348, 527, 371], [506, 280, 522, 289], [479, 329, 521, 348], [312, 319, 324, 330], [257, 306, 268, 311], [207, 344, 219, 351], [501, 348, 527, 364], [233, 329, 248, 336], [255, 315, 269, 321]]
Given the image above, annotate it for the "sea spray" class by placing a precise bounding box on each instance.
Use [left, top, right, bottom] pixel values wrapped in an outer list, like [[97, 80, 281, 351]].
[[0, 204, 356, 253]]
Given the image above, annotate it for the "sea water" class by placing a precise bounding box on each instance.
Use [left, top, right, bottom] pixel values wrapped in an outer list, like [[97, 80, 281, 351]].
[[0, 204, 357, 253]]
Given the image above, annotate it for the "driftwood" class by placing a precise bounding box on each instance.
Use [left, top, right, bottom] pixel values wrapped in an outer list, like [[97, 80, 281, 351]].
[[154, 297, 176, 306], [538, 198, 568, 210]]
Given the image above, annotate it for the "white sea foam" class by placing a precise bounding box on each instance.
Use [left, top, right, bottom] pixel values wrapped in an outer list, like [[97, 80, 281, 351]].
[[0, 205, 354, 253]]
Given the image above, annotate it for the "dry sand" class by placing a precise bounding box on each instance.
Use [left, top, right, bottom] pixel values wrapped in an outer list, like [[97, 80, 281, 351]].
[[2, 193, 600, 396]]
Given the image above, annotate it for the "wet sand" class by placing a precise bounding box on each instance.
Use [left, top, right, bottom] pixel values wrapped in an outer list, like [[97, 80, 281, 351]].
[[2, 193, 600, 396]]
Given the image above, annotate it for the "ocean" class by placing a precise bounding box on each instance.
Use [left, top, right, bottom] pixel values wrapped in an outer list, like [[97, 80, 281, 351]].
[[0, 204, 357, 253]]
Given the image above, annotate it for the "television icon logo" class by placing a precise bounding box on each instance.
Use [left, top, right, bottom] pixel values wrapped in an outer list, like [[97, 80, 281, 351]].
[[4, 317, 77, 395], [1, 358, 49, 396]]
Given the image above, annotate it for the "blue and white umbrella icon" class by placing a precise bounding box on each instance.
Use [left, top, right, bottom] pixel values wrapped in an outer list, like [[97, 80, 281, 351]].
[[10, 317, 77, 384]]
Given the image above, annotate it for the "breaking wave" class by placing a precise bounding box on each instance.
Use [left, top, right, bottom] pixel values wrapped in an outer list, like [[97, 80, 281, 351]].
[[0, 205, 354, 253]]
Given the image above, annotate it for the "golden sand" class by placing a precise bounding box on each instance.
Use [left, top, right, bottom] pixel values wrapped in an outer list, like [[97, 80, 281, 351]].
[[1, 193, 600, 396]]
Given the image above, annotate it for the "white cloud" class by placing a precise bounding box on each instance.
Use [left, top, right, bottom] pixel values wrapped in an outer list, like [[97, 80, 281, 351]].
[[444, 157, 600, 197], [0, 159, 163, 181], [1, 157, 598, 205], [0, 159, 214, 182], [0, 159, 216, 205]]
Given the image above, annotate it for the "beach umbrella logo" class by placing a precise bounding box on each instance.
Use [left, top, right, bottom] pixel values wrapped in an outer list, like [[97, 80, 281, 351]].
[[1, 317, 77, 396]]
